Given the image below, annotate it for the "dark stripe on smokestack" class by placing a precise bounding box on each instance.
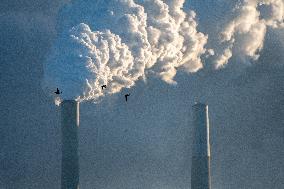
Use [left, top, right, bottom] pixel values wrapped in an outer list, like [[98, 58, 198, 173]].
[[61, 100, 79, 189], [191, 103, 211, 189]]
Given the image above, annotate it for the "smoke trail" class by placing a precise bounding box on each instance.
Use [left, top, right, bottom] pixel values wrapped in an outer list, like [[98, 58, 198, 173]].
[[214, 0, 284, 68], [42, 0, 208, 103], [42, 0, 284, 103]]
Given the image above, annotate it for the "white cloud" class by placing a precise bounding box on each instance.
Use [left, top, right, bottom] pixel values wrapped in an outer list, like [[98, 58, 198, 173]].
[[42, 0, 208, 102], [42, 0, 284, 103], [214, 0, 284, 67]]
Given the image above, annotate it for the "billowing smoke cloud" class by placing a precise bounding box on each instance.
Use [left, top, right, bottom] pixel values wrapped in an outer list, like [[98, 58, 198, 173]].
[[42, 0, 283, 103], [215, 0, 284, 67], [42, 0, 208, 103]]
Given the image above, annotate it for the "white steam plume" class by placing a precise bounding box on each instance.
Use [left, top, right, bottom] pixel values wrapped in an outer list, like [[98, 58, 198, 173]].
[[214, 0, 284, 68], [42, 0, 208, 103], [42, 0, 283, 103]]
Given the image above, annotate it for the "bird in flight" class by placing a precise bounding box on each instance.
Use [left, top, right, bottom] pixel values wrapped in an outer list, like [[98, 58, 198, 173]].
[[125, 93, 130, 102], [101, 85, 107, 90], [54, 88, 62, 94]]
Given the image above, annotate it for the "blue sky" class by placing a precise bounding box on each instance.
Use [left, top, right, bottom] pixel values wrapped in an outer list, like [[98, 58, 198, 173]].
[[0, 1, 283, 188]]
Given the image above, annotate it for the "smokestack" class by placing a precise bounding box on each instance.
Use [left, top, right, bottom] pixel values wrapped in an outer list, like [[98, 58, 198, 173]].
[[61, 100, 79, 189], [191, 103, 211, 189]]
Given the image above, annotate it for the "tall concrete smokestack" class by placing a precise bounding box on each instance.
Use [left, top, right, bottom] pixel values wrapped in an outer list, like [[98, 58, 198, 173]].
[[191, 103, 211, 189], [61, 100, 79, 189]]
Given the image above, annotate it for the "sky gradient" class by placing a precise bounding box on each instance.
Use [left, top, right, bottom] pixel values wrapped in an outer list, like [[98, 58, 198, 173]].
[[0, 0, 283, 188]]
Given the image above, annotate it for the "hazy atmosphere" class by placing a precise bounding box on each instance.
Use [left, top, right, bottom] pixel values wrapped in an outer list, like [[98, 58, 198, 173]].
[[0, 0, 283, 188]]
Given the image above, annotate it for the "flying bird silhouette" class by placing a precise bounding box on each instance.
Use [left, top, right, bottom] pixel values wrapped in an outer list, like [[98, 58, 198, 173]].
[[54, 88, 62, 94], [125, 93, 130, 102], [101, 85, 107, 90]]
